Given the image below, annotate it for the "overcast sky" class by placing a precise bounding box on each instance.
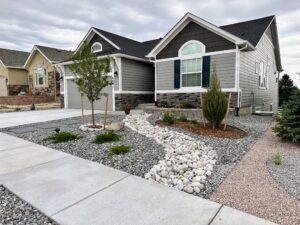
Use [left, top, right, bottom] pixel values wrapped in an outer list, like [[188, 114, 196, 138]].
[[0, 0, 299, 87]]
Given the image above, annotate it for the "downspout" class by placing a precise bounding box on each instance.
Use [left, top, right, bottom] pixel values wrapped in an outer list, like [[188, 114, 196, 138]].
[[148, 57, 156, 104], [236, 43, 248, 115]]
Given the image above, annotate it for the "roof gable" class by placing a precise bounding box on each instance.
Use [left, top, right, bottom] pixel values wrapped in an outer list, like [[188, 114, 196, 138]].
[[25, 45, 73, 67], [147, 12, 253, 58], [0, 48, 29, 68]]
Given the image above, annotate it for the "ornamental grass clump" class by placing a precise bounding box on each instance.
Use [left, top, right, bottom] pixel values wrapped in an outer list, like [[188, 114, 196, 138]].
[[44, 131, 79, 143], [93, 132, 121, 144], [202, 65, 228, 129], [109, 145, 131, 155], [273, 89, 300, 143], [163, 112, 175, 125], [272, 151, 282, 165]]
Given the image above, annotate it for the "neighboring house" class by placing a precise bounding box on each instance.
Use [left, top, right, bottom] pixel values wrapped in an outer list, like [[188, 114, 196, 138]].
[[0, 48, 29, 96], [24, 45, 73, 100], [57, 27, 160, 111], [147, 13, 282, 113]]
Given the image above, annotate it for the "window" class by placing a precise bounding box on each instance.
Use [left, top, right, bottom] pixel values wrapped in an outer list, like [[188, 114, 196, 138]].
[[181, 58, 202, 87], [179, 41, 205, 87], [35, 65, 47, 87], [259, 61, 266, 88], [91, 42, 102, 53]]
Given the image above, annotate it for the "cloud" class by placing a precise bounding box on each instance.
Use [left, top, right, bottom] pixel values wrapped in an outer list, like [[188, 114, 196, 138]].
[[0, 0, 299, 86]]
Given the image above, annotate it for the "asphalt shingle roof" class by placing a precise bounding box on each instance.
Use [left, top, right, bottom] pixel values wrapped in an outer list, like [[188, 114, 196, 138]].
[[93, 27, 161, 59], [36, 45, 74, 63], [220, 15, 274, 46], [0, 48, 29, 67]]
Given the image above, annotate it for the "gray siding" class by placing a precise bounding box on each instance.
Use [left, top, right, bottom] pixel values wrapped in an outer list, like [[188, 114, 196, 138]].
[[211, 52, 236, 88], [121, 58, 154, 92], [157, 22, 235, 59], [156, 52, 236, 90], [66, 79, 113, 111], [239, 34, 278, 112], [157, 60, 174, 90], [89, 34, 117, 54]]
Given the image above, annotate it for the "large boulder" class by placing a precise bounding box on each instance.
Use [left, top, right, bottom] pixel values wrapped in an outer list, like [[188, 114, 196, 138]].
[[107, 121, 124, 131]]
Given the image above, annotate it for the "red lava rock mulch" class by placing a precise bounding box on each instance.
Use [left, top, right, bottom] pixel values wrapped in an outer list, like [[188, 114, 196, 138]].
[[157, 120, 247, 139], [210, 125, 300, 225]]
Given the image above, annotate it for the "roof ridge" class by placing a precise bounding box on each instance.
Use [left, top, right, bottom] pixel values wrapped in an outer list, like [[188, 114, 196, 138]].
[[220, 15, 275, 28], [92, 27, 143, 44], [0, 48, 30, 54], [35, 45, 73, 52]]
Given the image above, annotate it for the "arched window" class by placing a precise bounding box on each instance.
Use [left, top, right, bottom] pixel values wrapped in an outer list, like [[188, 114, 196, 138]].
[[91, 42, 102, 53], [179, 40, 205, 57], [179, 41, 205, 87]]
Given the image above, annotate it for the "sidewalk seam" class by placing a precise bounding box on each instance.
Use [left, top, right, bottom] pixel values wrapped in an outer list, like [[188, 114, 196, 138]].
[[50, 174, 131, 217], [208, 204, 223, 225]]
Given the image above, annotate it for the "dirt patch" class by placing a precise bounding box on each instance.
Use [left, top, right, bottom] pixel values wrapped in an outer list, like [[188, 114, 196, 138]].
[[157, 120, 247, 139]]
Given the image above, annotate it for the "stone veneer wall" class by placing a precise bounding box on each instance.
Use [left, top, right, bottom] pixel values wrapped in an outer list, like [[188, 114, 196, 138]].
[[7, 85, 29, 96], [115, 94, 154, 110], [0, 95, 55, 105], [156, 92, 238, 108], [29, 71, 57, 96]]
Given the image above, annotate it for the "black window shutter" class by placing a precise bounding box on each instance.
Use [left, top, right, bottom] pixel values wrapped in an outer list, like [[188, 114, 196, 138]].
[[202, 56, 211, 87], [174, 60, 181, 89]]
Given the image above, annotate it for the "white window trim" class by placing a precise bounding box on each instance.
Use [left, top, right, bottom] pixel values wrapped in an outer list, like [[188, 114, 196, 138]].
[[34, 67, 47, 88], [179, 40, 205, 89], [91, 42, 103, 53], [258, 60, 267, 89]]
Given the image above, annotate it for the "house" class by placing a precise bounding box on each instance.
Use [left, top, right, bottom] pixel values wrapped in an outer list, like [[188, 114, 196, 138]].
[[58, 13, 282, 113], [24, 45, 73, 102], [57, 28, 160, 111], [0, 48, 29, 96], [147, 13, 282, 114]]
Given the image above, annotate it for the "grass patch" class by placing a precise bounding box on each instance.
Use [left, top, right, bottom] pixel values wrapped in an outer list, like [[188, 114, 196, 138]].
[[109, 145, 131, 155], [93, 132, 121, 144], [163, 112, 175, 125], [44, 131, 79, 143]]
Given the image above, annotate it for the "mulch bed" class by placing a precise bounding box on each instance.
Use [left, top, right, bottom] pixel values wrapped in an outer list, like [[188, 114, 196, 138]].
[[157, 120, 247, 139]]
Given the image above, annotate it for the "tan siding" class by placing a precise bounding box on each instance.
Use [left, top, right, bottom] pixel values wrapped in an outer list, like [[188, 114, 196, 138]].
[[0, 63, 8, 79], [239, 34, 278, 112], [8, 68, 28, 85]]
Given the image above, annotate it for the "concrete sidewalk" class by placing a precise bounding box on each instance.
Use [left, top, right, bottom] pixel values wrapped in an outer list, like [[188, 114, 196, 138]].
[[0, 133, 276, 225], [0, 108, 125, 129]]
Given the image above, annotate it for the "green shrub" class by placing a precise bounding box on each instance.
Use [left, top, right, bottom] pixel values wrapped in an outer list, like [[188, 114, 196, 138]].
[[190, 119, 198, 124], [30, 103, 35, 111], [203, 65, 228, 129], [273, 89, 300, 143], [44, 131, 79, 143], [15, 107, 21, 111], [160, 101, 168, 108], [179, 114, 187, 122], [180, 101, 194, 109], [93, 132, 121, 144], [272, 151, 282, 165], [163, 112, 175, 125], [109, 145, 131, 155], [122, 103, 131, 115]]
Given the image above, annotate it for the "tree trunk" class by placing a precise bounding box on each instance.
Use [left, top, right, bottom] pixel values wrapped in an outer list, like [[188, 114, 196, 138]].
[[91, 101, 95, 128], [80, 93, 84, 126]]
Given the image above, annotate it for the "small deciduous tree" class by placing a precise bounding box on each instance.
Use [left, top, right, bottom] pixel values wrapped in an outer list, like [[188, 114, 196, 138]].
[[273, 89, 300, 143], [69, 42, 112, 128], [279, 74, 298, 106], [202, 65, 228, 129]]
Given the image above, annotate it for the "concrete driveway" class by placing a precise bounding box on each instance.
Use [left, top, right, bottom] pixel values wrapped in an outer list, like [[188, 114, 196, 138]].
[[0, 109, 123, 129]]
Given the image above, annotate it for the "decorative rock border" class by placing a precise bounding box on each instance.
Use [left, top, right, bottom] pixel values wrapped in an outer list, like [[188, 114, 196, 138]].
[[124, 113, 217, 194], [79, 124, 103, 131]]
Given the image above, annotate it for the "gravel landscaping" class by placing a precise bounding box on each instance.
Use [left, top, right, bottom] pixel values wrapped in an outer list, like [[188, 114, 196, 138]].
[[148, 113, 272, 198], [3, 114, 165, 177], [267, 154, 300, 200], [0, 185, 57, 225]]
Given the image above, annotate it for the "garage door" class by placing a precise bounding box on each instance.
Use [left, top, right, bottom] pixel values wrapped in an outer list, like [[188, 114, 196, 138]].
[[66, 79, 113, 111], [0, 77, 7, 96]]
